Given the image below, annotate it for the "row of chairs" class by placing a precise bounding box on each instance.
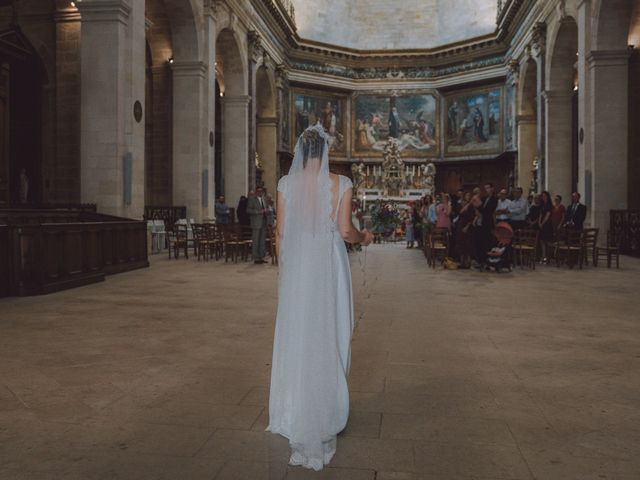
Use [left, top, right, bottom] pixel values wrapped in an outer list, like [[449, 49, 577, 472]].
[[166, 223, 278, 264], [423, 227, 620, 270]]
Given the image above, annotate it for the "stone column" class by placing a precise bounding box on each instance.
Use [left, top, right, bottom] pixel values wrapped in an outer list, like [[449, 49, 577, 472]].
[[517, 115, 536, 193], [53, 3, 81, 203], [78, 0, 145, 218], [576, 0, 592, 204], [531, 23, 546, 192], [544, 90, 574, 202], [587, 49, 630, 231], [248, 31, 262, 191], [257, 117, 278, 196], [171, 61, 207, 221], [222, 95, 250, 206], [204, 3, 217, 217]]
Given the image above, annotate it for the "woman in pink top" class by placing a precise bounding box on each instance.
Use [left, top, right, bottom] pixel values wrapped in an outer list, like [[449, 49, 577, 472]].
[[436, 193, 452, 230]]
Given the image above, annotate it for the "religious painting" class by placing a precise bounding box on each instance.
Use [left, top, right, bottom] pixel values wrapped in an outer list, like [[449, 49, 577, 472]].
[[445, 86, 503, 157], [291, 88, 347, 155], [280, 88, 291, 151], [352, 91, 440, 157]]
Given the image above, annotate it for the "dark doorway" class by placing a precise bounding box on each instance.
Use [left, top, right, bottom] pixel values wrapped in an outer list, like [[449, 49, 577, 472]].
[[0, 28, 44, 206]]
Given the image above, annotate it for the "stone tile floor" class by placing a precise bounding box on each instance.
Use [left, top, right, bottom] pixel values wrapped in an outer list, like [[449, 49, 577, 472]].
[[1, 245, 639, 479]]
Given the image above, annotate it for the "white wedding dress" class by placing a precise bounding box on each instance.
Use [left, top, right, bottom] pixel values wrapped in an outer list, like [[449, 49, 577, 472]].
[[267, 124, 355, 471]]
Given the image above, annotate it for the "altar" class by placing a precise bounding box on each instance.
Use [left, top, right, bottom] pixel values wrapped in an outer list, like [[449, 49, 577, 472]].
[[351, 138, 437, 209]]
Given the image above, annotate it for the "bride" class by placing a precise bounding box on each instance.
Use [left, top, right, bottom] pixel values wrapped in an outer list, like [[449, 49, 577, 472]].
[[266, 123, 373, 471]]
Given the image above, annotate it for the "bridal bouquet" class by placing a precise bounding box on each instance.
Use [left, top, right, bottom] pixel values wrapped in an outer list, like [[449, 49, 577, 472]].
[[371, 202, 401, 235]]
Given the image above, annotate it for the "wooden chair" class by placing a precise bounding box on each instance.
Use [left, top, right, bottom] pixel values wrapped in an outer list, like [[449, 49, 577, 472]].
[[167, 224, 189, 259], [513, 229, 539, 270], [209, 225, 225, 261], [192, 224, 215, 261], [426, 229, 448, 268], [581, 228, 599, 267], [596, 230, 620, 269], [267, 227, 278, 265], [222, 227, 243, 263], [555, 229, 584, 269]]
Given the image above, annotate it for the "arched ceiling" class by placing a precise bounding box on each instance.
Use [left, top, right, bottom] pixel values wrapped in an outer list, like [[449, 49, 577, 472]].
[[291, 0, 498, 51]]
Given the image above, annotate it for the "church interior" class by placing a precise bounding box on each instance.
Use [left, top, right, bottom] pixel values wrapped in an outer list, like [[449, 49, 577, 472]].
[[1, 0, 640, 478]]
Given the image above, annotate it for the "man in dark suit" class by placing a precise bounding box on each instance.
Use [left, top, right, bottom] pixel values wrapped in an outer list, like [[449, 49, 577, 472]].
[[563, 192, 587, 230], [247, 187, 268, 264], [477, 183, 498, 267]]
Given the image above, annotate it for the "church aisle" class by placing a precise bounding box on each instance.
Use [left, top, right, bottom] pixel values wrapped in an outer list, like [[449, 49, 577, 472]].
[[1, 247, 639, 479]]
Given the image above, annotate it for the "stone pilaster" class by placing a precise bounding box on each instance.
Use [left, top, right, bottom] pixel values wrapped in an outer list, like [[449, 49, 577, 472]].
[[531, 22, 547, 192], [544, 89, 574, 203], [53, 4, 81, 203], [516, 114, 537, 193], [222, 95, 251, 205], [78, 0, 146, 218], [587, 49, 631, 231], [171, 61, 207, 221]]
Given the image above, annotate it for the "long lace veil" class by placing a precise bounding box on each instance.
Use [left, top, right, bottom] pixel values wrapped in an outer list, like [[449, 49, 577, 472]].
[[271, 122, 344, 467]]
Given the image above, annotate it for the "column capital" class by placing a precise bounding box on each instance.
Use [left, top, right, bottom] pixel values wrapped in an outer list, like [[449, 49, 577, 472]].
[[171, 61, 208, 78], [257, 117, 278, 127], [587, 49, 632, 69], [222, 95, 252, 106], [76, 0, 131, 24], [54, 6, 81, 23]]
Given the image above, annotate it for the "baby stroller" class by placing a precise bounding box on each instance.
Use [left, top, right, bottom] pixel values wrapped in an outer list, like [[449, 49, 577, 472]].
[[486, 222, 514, 273]]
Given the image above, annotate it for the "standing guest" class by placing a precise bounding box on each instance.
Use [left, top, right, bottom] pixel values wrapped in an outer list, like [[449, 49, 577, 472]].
[[551, 195, 566, 234], [412, 200, 424, 248], [455, 192, 476, 269], [427, 194, 438, 227], [237, 195, 250, 225], [495, 189, 512, 224], [247, 187, 268, 264], [526, 194, 541, 229], [508, 187, 529, 230], [476, 183, 498, 265], [404, 205, 416, 248], [266, 194, 276, 230], [563, 192, 587, 230], [436, 193, 452, 230], [215, 195, 231, 225], [538, 191, 553, 264]]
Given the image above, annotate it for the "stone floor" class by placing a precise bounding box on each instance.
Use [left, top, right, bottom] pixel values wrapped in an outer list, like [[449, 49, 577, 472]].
[[1, 245, 639, 480]]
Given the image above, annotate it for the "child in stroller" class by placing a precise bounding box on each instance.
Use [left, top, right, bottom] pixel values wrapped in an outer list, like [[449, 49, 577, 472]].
[[485, 222, 514, 273]]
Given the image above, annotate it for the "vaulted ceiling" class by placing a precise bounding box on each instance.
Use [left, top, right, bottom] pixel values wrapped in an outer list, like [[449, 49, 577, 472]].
[[290, 0, 498, 51]]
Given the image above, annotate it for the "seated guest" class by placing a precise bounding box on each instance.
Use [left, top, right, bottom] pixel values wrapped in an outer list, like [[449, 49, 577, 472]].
[[551, 195, 566, 234], [495, 189, 512, 224], [526, 194, 541, 230], [563, 192, 587, 230]]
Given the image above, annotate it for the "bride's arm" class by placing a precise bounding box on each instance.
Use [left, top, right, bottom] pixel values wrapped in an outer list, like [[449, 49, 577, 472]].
[[338, 188, 371, 245], [276, 191, 285, 257]]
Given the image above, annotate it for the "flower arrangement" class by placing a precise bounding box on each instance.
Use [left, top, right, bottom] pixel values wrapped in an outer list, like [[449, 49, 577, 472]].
[[370, 201, 401, 236]]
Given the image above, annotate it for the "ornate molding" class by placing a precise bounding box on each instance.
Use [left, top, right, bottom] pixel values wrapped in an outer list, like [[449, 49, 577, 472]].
[[248, 30, 263, 63], [75, 0, 131, 24], [287, 55, 505, 81], [530, 22, 546, 58], [171, 61, 208, 78], [275, 63, 288, 88]]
